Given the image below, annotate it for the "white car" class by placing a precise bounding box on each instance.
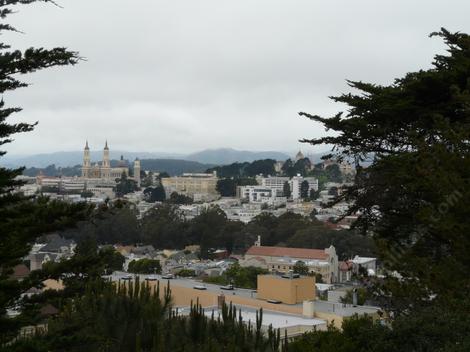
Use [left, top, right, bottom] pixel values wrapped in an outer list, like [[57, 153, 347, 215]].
[[121, 274, 133, 280], [193, 285, 207, 290], [162, 274, 174, 279], [145, 275, 158, 281], [220, 284, 234, 290]]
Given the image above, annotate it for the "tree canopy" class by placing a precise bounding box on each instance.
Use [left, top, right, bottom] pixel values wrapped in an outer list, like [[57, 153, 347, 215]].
[[0, 1, 94, 342], [300, 28, 470, 315]]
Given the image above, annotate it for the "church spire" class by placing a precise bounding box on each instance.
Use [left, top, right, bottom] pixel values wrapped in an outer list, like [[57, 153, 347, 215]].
[[104, 140, 109, 150], [85, 140, 89, 150]]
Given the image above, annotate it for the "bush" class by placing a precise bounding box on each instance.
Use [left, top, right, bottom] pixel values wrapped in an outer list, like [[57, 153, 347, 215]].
[[128, 258, 161, 274], [177, 269, 195, 277]]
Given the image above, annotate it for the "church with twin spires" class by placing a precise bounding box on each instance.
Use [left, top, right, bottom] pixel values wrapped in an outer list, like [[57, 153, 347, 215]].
[[81, 140, 141, 186]]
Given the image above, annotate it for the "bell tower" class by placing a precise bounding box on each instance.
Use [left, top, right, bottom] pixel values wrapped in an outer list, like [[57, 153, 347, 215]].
[[81, 140, 91, 178], [101, 140, 111, 179], [133, 158, 141, 187]]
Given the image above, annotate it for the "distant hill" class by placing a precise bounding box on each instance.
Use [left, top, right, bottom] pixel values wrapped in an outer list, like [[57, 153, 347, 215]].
[[185, 148, 290, 165], [22, 158, 213, 177], [140, 159, 213, 176], [1, 148, 291, 168], [1, 151, 183, 169]]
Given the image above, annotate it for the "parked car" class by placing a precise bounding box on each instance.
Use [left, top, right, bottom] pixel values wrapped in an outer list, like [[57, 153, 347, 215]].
[[145, 275, 158, 281], [267, 299, 282, 304], [193, 285, 207, 290], [121, 274, 133, 280], [162, 274, 174, 279], [220, 284, 234, 290]]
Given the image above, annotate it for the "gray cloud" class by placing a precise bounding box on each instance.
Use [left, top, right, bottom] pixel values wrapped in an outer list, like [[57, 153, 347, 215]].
[[3, 0, 470, 155]]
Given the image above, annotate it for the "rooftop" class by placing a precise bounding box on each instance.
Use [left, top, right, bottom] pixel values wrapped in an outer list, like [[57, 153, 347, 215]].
[[246, 246, 328, 260], [202, 305, 325, 329]]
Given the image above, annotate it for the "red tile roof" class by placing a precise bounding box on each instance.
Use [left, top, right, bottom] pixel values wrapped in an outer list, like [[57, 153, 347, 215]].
[[11, 264, 30, 279], [245, 246, 328, 260]]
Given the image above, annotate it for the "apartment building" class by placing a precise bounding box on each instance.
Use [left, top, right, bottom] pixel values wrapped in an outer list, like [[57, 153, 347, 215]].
[[161, 172, 218, 198]]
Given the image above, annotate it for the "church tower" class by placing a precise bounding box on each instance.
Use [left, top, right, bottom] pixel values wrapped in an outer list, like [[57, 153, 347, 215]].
[[81, 140, 91, 178], [101, 140, 111, 179], [133, 158, 141, 187]]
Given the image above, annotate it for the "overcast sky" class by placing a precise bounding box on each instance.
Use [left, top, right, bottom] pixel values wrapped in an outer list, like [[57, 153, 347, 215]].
[[3, 0, 470, 155]]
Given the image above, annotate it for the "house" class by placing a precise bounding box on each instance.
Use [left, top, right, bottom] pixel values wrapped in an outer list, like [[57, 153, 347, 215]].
[[10, 264, 30, 281], [243, 237, 339, 283], [338, 261, 353, 283], [28, 234, 75, 270]]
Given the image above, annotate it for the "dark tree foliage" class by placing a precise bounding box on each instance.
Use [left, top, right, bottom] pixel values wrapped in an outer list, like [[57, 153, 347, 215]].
[[143, 185, 166, 202], [245, 159, 276, 176], [61, 201, 140, 245], [324, 164, 343, 183], [217, 177, 258, 197], [140, 159, 209, 176], [300, 29, 470, 313], [217, 178, 238, 196], [8, 280, 285, 352], [293, 261, 309, 275], [282, 181, 291, 198], [204, 262, 269, 289], [114, 173, 138, 197], [208, 159, 276, 178], [128, 258, 161, 274], [99, 246, 125, 274], [286, 225, 376, 260], [0, 1, 95, 342], [189, 206, 227, 258], [141, 204, 189, 249], [300, 180, 309, 199], [22, 164, 82, 177], [167, 191, 193, 204]]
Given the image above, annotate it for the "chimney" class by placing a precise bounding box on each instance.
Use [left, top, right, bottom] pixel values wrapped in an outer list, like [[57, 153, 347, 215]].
[[217, 294, 225, 309], [302, 301, 315, 318]]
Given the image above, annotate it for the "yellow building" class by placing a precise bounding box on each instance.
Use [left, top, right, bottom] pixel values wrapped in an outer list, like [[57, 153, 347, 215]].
[[161, 172, 218, 199], [257, 274, 315, 304]]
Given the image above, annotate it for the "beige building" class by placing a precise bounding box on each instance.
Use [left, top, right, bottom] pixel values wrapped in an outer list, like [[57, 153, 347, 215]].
[[257, 275, 315, 304], [244, 239, 339, 283], [161, 172, 218, 199]]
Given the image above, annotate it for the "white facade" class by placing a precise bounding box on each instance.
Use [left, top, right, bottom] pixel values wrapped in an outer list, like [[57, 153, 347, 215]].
[[289, 176, 319, 200], [261, 176, 290, 191]]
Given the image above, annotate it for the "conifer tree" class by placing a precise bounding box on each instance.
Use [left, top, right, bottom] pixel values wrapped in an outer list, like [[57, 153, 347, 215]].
[[0, 1, 92, 342], [300, 28, 470, 316]]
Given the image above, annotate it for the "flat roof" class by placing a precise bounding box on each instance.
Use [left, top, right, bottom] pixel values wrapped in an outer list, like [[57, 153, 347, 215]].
[[202, 306, 326, 329]]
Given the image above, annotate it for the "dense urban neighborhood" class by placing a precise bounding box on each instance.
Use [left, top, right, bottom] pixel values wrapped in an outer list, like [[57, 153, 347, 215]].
[[1, 1, 469, 351]]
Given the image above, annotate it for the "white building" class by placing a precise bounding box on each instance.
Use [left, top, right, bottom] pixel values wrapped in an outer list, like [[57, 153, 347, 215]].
[[289, 176, 319, 200], [260, 176, 289, 191], [238, 185, 286, 206]]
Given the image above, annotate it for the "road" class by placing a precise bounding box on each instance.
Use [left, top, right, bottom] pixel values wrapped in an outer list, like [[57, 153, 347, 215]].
[[108, 271, 258, 299]]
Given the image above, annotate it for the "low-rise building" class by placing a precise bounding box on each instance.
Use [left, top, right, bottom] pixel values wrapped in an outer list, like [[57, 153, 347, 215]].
[[244, 239, 339, 283], [257, 274, 315, 304]]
